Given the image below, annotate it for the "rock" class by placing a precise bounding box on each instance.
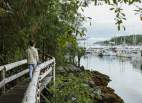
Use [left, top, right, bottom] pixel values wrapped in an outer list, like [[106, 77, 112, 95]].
[[100, 86, 115, 93], [68, 64, 77, 71], [90, 71, 123, 103], [101, 93, 124, 103], [63, 66, 70, 72], [57, 64, 82, 73], [64, 95, 69, 102], [57, 66, 66, 73], [92, 71, 111, 86], [93, 88, 102, 100], [65, 64, 81, 72], [71, 96, 77, 102], [88, 80, 95, 87], [92, 75, 108, 86], [99, 86, 124, 103], [57, 81, 69, 90], [93, 71, 111, 82], [81, 83, 89, 87], [90, 93, 95, 98], [89, 88, 94, 92], [63, 79, 69, 83], [58, 84, 65, 90], [64, 94, 77, 102], [80, 65, 85, 71]]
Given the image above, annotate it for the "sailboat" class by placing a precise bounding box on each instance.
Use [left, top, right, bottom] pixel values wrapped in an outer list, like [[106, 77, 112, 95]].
[[116, 35, 138, 58], [131, 34, 142, 61], [116, 36, 130, 57]]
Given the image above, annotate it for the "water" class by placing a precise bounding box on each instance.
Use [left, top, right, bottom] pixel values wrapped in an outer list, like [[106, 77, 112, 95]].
[[81, 54, 142, 103]]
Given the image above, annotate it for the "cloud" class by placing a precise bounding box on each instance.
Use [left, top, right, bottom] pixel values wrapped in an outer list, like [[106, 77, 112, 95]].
[[81, 3, 142, 42]]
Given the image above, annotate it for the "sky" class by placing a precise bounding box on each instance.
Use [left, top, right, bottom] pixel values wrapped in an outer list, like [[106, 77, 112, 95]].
[[81, 3, 142, 44]]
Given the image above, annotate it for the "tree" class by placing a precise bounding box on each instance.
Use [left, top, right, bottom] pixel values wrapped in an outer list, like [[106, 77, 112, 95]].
[[0, 0, 141, 65], [77, 47, 85, 67], [0, 0, 85, 64]]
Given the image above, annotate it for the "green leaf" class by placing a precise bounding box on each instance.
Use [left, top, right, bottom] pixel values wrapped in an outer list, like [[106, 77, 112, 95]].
[[123, 26, 126, 31], [110, 8, 114, 10], [118, 25, 120, 31]]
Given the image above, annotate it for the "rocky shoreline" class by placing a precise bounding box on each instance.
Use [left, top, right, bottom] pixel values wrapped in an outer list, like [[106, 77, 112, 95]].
[[90, 71, 124, 103], [48, 64, 124, 103]]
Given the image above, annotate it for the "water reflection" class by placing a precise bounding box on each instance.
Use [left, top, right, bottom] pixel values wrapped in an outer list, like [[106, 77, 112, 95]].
[[81, 54, 142, 103], [131, 60, 142, 73]]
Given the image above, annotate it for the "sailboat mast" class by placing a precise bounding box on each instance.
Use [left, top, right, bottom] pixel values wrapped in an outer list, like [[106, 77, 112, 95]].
[[123, 36, 126, 45], [133, 34, 136, 45]]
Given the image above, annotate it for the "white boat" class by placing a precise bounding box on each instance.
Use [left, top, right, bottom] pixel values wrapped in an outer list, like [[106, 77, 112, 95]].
[[86, 48, 94, 53], [116, 49, 131, 58], [101, 49, 117, 56], [131, 50, 141, 62]]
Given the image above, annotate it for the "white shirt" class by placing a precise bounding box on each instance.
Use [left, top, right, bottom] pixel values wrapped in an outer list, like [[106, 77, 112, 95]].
[[26, 47, 39, 64]]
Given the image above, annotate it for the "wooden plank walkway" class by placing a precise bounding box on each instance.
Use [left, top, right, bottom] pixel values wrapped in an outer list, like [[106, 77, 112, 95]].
[[0, 57, 55, 103], [0, 80, 29, 103]]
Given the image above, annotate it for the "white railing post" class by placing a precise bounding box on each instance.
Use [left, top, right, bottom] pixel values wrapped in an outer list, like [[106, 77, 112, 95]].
[[53, 60, 56, 88], [36, 80, 41, 103], [53, 59, 56, 103], [2, 66, 6, 94]]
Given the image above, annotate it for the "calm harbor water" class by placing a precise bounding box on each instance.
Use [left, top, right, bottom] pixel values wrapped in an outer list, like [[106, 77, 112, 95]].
[[81, 54, 142, 103]]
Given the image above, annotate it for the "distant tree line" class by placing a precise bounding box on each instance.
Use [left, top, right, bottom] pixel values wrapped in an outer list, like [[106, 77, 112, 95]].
[[104, 34, 142, 45]]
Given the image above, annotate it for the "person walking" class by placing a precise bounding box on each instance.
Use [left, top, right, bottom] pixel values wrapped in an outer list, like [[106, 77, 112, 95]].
[[26, 40, 39, 80]]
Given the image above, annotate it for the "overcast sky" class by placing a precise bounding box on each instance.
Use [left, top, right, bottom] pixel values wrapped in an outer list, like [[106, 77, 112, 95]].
[[82, 3, 142, 43]]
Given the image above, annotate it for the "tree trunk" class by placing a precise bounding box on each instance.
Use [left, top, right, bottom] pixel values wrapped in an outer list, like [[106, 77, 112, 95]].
[[78, 56, 81, 67], [42, 39, 45, 62]]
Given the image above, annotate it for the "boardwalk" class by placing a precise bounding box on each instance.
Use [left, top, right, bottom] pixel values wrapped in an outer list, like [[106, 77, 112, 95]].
[[0, 79, 29, 103], [0, 56, 55, 103]]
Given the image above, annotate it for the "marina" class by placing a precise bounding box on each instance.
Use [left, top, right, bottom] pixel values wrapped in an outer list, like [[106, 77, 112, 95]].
[[85, 45, 142, 58]]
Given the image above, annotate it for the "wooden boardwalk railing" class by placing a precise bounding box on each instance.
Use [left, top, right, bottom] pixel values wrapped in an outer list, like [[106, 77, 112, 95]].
[[0, 56, 56, 103], [0, 60, 28, 93]]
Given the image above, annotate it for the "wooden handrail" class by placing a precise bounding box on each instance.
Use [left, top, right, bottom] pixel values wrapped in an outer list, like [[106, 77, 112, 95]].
[[22, 58, 55, 103], [0, 56, 55, 103], [0, 60, 27, 72], [0, 60, 28, 93], [5, 69, 29, 84], [0, 69, 29, 88], [0, 66, 4, 71], [5, 60, 27, 71], [22, 66, 41, 103], [40, 67, 52, 81]]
